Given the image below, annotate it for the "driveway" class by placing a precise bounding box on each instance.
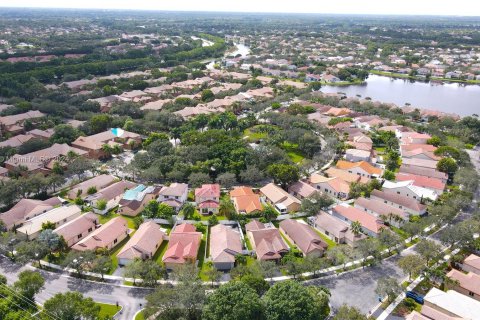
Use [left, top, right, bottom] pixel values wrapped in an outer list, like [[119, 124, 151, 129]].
[[0, 257, 151, 320]]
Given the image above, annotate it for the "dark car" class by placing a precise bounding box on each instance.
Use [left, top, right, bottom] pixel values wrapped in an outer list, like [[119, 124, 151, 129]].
[[406, 291, 424, 305]]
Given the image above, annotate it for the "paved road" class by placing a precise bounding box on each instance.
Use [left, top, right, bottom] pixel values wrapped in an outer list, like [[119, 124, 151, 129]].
[[306, 255, 406, 315], [0, 258, 151, 320]]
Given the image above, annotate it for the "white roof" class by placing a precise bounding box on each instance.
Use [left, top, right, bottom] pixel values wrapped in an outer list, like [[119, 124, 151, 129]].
[[17, 205, 81, 236], [383, 180, 438, 201], [424, 288, 480, 319]]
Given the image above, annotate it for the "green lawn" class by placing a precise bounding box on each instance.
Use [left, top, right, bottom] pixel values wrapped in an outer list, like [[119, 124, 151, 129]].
[[244, 235, 253, 250], [109, 234, 134, 274], [153, 240, 169, 264], [135, 311, 145, 320], [279, 232, 294, 248], [281, 142, 305, 163], [96, 302, 121, 319], [97, 212, 138, 229], [198, 236, 208, 281], [243, 127, 268, 142], [391, 226, 409, 240], [311, 228, 337, 248]]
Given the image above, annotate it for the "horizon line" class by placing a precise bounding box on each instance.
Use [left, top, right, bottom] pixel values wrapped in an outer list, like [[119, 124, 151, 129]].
[[0, 6, 479, 17]]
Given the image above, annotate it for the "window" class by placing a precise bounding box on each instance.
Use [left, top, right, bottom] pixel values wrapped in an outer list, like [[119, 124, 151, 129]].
[[399, 206, 403, 209], [88, 228, 92, 232], [469, 291, 474, 297], [114, 239, 117, 244], [63, 219, 67, 222], [397, 191, 400, 194], [77, 234, 82, 239]]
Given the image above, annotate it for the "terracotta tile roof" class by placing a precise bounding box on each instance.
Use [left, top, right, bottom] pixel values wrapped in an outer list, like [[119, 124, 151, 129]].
[[396, 173, 446, 192], [88, 180, 137, 202], [325, 167, 369, 183], [333, 204, 385, 234], [0, 198, 58, 229], [399, 165, 447, 181], [162, 223, 202, 265], [245, 220, 265, 232], [288, 181, 318, 198], [249, 227, 289, 261], [280, 219, 327, 255], [336, 160, 383, 176], [67, 175, 116, 199], [260, 183, 301, 206], [159, 183, 188, 197], [195, 184, 220, 199], [72, 217, 128, 251], [230, 187, 263, 214], [355, 197, 408, 220], [400, 144, 437, 153], [0, 110, 44, 126], [209, 224, 242, 263], [117, 221, 165, 260]]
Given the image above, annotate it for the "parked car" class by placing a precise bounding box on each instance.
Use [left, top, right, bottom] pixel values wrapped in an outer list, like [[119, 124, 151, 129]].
[[406, 291, 424, 304]]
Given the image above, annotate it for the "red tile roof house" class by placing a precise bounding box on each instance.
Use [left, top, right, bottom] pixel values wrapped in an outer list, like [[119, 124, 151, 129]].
[[246, 220, 289, 261], [162, 223, 202, 269], [67, 174, 117, 199], [157, 183, 188, 212], [401, 148, 440, 162], [72, 217, 129, 252], [0, 133, 36, 148], [260, 183, 301, 214], [195, 184, 220, 215], [54, 212, 98, 247], [332, 204, 385, 237], [462, 254, 480, 275], [0, 110, 45, 136], [309, 173, 350, 200], [279, 219, 327, 257], [71, 129, 142, 159], [0, 197, 62, 230], [370, 189, 427, 217], [446, 269, 480, 301], [85, 180, 137, 214], [335, 160, 383, 179], [117, 221, 166, 266], [314, 212, 365, 247], [354, 197, 409, 228], [230, 186, 263, 215], [396, 173, 446, 195], [209, 224, 243, 270], [4, 143, 88, 176], [118, 185, 162, 217]]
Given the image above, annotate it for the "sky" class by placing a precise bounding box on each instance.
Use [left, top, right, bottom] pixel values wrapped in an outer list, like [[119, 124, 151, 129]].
[[0, 0, 479, 16]]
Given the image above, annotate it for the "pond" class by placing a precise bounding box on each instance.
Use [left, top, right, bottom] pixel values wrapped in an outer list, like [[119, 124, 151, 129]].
[[321, 74, 480, 116]]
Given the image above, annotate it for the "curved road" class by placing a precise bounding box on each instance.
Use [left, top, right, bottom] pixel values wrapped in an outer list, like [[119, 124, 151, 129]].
[[0, 258, 151, 320]]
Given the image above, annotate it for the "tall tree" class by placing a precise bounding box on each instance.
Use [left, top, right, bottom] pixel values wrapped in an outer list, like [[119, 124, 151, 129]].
[[42, 292, 101, 320], [398, 254, 425, 280]]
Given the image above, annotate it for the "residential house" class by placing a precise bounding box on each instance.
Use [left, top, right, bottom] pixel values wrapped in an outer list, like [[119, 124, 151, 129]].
[[309, 174, 350, 200], [345, 149, 372, 162], [54, 212, 98, 247], [335, 160, 383, 179], [245, 220, 289, 261], [396, 173, 446, 195], [72, 128, 142, 159], [118, 185, 162, 216], [462, 254, 480, 275], [382, 180, 438, 201], [157, 183, 188, 211], [117, 221, 166, 266], [72, 217, 129, 252], [260, 183, 301, 213], [370, 189, 427, 216], [230, 186, 263, 215], [401, 148, 440, 161], [4, 143, 88, 175], [324, 167, 370, 184], [86, 180, 137, 214], [446, 269, 480, 301], [162, 223, 202, 269], [0, 111, 45, 136], [209, 224, 243, 270], [420, 288, 480, 320], [195, 184, 220, 215], [332, 204, 385, 237], [401, 158, 438, 171], [399, 165, 448, 184], [279, 219, 327, 257], [354, 197, 408, 227], [0, 197, 61, 230], [324, 107, 350, 117], [16, 205, 82, 240], [288, 180, 318, 200], [313, 212, 365, 247], [401, 132, 432, 145], [0, 134, 35, 148], [67, 174, 116, 199]]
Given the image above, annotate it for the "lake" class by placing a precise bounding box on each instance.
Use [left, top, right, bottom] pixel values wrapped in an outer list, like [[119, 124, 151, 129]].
[[321, 75, 480, 117]]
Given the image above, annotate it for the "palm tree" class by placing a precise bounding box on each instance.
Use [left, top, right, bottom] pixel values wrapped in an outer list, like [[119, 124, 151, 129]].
[[350, 221, 363, 236]]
